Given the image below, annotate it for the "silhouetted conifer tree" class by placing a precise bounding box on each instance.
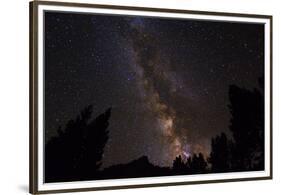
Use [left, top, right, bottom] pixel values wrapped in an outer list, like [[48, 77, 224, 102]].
[[228, 84, 264, 171], [190, 153, 207, 174], [172, 155, 187, 174], [45, 105, 111, 182], [208, 133, 230, 172]]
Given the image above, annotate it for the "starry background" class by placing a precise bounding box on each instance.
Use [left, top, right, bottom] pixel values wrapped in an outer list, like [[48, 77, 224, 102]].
[[44, 11, 264, 167]]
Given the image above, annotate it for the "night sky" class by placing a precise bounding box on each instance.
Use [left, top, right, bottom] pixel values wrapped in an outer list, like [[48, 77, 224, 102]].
[[44, 11, 264, 167]]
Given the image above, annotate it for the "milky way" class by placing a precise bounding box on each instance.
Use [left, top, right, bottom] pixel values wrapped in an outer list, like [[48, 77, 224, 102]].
[[126, 18, 190, 164], [44, 12, 264, 167]]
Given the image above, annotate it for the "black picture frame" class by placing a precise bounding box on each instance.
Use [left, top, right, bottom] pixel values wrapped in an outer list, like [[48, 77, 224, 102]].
[[30, 1, 273, 194]]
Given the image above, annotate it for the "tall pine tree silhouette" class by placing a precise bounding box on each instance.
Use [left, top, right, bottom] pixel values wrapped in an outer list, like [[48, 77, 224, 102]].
[[172, 155, 187, 174], [228, 84, 264, 171], [208, 132, 230, 172], [208, 80, 264, 173], [190, 153, 208, 174], [172, 154, 208, 175], [45, 105, 111, 182]]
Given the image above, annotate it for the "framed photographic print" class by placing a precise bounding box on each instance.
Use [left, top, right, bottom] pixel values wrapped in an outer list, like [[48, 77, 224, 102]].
[[30, 1, 272, 194]]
